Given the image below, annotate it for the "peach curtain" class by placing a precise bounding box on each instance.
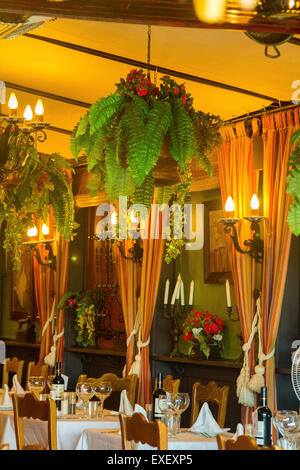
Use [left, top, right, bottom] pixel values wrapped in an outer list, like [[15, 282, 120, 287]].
[[54, 234, 69, 369], [137, 203, 165, 406], [217, 122, 259, 420], [116, 241, 141, 375], [261, 109, 298, 414], [34, 214, 55, 366]]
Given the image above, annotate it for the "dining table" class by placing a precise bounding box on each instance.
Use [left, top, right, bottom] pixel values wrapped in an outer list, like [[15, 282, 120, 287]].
[[0, 408, 120, 450], [74, 427, 231, 450]]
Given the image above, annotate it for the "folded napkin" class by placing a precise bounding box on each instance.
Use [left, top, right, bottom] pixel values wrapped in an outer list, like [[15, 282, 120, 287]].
[[62, 374, 68, 391], [189, 402, 229, 435], [10, 375, 25, 394], [133, 404, 148, 421], [119, 390, 133, 416], [233, 423, 244, 440], [0, 385, 13, 408]]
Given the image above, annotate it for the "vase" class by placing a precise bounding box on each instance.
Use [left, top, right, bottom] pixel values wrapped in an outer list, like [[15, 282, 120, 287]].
[[209, 343, 222, 360]]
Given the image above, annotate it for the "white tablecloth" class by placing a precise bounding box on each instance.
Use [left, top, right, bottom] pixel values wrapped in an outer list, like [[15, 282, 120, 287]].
[[75, 428, 225, 451], [0, 410, 120, 450]]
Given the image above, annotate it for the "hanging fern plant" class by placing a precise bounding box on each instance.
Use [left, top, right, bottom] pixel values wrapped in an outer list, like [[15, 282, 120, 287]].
[[0, 125, 76, 269], [287, 130, 300, 236], [70, 69, 222, 208]]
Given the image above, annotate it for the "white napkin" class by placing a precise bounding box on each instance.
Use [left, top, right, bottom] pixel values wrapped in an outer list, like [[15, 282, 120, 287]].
[[0, 385, 13, 408], [134, 404, 148, 421], [0, 340, 5, 364], [119, 390, 133, 416], [62, 374, 68, 391], [10, 375, 25, 394], [233, 423, 244, 440], [189, 402, 229, 435]]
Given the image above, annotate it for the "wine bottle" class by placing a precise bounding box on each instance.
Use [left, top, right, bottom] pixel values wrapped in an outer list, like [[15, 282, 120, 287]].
[[152, 372, 166, 421], [52, 362, 65, 412], [255, 386, 272, 447]]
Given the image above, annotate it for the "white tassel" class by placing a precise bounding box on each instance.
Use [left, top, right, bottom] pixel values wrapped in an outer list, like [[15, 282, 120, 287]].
[[128, 354, 141, 377], [248, 364, 265, 393], [44, 345, 56, 368]]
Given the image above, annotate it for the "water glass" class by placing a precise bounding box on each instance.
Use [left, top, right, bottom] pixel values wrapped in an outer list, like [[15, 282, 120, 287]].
[[274, 410, 300, 449], [76, 382, 94, 419]]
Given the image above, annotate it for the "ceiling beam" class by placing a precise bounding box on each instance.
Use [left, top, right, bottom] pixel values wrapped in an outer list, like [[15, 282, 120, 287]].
[[24, 33, 277, 102], [1, 0, 300, 33]]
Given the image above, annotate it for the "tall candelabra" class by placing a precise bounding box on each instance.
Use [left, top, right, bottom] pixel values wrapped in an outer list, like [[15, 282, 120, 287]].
[[162, 300, 192, 357]]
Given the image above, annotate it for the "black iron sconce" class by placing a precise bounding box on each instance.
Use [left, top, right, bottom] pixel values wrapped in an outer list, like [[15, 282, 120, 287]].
[[23, 224, 56, 270], [220, 194, 265, 263]]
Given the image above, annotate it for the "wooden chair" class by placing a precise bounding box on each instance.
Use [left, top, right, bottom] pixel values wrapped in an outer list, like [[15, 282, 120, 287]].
[[2, 357, 24, 388], [154, 375, 180, 394], [0, 444, 9, 450], [119, 412, 168, 450], [190, 381, 229, 428], [12, 392, 57, 450], [78, 373, 138, 407], [217, 434, 282, 450], [26, 362, 49, 391]]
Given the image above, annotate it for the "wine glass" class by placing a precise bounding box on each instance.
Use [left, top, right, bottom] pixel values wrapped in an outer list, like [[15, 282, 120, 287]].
[[76, 382, 94, 419], [92, 381, 112, 418], [172, 392, 190, 432], [158, 393, 179, 437], [27, 376, 45, 396], [274, 410, 300, 450]]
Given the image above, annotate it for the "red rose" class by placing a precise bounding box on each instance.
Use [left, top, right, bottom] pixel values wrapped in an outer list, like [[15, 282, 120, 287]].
[[211, 323, 218, 335], [204, 324, 212, 334], [173, 88, 179, 94], [181, 86, 185, 91], [216, 318, 223, 326]]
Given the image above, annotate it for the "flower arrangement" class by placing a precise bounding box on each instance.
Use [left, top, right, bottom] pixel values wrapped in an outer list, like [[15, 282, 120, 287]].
[[58, 289, 106, 348], [182, 310, 226, 359]]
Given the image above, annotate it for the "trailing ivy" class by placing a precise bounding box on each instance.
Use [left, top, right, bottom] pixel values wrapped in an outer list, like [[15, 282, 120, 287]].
[[287, 130, 300, 236], [0, 126, 76, 269]]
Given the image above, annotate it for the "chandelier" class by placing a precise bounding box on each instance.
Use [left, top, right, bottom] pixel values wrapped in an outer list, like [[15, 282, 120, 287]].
[[257, 0, 300, 19], [0, 92, 49, 184]]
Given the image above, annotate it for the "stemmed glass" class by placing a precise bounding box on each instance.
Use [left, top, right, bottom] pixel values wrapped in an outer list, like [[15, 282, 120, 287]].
[[158, 393, 190, 437], [274, 410, 300, 450], [76, 382, 94, 419], [172, 392, 190, 432], [92, 381, 112, 418], [27, 376, 45, 397]]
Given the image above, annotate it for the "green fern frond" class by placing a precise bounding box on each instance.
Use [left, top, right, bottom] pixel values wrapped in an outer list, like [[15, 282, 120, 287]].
[[287, 202, 300, 236], [133, 171, 154, 209], [89, 94, 124, 135], [168, 99, 194, 168], [155, 185, 174, 205]]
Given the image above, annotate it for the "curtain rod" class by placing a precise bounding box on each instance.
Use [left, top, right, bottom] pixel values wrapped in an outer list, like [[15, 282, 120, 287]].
[[224, 102, 299, 125]]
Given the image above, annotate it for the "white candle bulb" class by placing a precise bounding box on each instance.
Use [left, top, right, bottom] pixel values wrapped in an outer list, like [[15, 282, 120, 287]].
[[189, 280, 194, 306], [180, 281, 185, 306], [225, 279, 232, 307], [164, 279, 170, 305]]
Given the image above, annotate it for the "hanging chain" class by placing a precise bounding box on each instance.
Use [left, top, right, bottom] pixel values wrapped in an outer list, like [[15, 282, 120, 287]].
[[147, 25, 151, 79]]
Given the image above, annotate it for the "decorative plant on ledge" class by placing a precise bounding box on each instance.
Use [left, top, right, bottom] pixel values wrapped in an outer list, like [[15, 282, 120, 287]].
[[287, 130, 300, 236], [70, 69, 222, 207], [0, 125, 75, 269]]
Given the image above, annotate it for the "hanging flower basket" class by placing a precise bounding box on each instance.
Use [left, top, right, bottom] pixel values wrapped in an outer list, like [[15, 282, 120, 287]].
[[71, 69, 222, 207]]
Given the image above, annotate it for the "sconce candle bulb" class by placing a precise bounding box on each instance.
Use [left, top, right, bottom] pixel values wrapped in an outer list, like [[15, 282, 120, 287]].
[[41, 223, 49, 236], [225, 196, 235, 217], [193, 0, 226, 23], [23, 105, 33, 121], [27, 226, 38, 237], [8, 92, 18, 116], [34, 99, 44, 122], [250, 193, 260, 215]]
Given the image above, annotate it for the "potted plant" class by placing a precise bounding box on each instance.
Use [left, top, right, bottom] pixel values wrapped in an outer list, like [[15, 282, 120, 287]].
[[181, 310, 226, 360], [70, 69, 222, 207]]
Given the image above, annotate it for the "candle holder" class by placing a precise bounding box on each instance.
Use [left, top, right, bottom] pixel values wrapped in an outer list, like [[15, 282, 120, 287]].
[[226, 306, 239, 321], [162, 300, 192, 357]]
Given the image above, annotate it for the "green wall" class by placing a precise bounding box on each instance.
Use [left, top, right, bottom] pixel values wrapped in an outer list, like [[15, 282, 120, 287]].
[[177, 189, 242, 361]]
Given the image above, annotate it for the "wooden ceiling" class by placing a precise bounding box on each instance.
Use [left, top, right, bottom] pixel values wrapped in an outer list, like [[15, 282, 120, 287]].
[[1, 0, 300, 34]]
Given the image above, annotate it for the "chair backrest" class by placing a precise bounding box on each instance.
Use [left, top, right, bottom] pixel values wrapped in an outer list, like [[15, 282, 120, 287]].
[[218, 434, 282, 450], [119, 412, 168, 450], [78, 373, 138, 407], [0, 444, 9, 450], [26, 362, 49, 391], [154, 375, 180, 394], [190, 381, 229, 428], [12, 393, 57, 450], [2, 357, 24, 388]]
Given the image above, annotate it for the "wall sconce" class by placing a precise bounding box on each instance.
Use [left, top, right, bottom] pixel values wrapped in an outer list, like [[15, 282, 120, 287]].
[[23, 224, 56, 270], [220, 194, 265, 263]]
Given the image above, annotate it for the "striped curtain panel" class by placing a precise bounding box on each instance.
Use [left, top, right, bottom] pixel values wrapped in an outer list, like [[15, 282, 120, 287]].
[[33, 214, 55, 366], [217, 122, 259, 422], [54, 234, 69, 369], [116, 241, 141, 376], [137, 204, 165, 406], [261, 109, 298, 414]]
